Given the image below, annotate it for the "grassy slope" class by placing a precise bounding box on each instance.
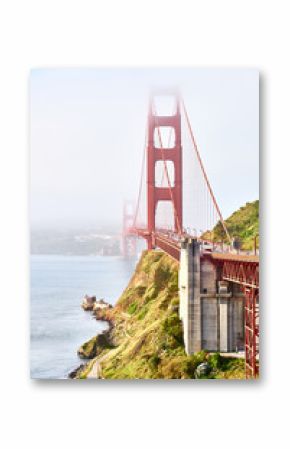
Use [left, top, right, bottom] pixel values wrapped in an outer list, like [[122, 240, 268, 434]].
[[204, 200, 259, 250], [78, 251, 245, 379]]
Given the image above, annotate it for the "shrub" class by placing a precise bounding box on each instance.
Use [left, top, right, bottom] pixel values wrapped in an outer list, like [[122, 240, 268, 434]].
[[171, 297, 179, 306], [144, 284, 158, 302], [182, 352, 208, 377], [208, 352, 222, 369], [148, 354, 161, 370], [127, 301, 138, 315], [168, 271, 178, 293], [135, 285, 146, 296], [159, 358, 185, 379], [162, 313, 183, 344], [153, 265, 171, 286], [137, 307, 148, 320]]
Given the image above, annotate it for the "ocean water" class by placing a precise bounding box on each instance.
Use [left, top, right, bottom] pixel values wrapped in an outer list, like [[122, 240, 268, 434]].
[[30, 254, 136, 379]]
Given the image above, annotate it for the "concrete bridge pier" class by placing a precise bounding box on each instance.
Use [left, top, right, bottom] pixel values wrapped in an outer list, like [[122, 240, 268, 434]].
[[179, 238, 201, 354], [179, 238, 244, 355]]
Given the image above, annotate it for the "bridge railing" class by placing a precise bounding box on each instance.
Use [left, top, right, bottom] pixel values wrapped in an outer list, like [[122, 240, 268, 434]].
[[126, 226, 259, 258]]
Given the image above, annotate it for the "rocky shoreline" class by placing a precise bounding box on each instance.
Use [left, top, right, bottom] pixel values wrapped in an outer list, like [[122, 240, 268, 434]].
[[68, 296, 115, 379], [68, 252, 245, 379]]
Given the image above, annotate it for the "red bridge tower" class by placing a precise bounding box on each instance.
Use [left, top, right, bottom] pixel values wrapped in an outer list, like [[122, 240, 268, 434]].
[[122, 200, 137, 258], [147, 91, 183, 249]]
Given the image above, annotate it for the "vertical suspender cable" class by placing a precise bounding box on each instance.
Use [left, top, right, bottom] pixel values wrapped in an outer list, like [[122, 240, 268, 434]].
[[181, 97, 231, 244]]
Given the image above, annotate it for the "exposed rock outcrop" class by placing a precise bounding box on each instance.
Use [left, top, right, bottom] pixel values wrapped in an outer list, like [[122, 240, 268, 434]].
[[82, 295, 112, 312], [81, 295, 96, 311], [77, 330, 112, 359], [73, 251, 245, 379], [68, 364, 86, 379]]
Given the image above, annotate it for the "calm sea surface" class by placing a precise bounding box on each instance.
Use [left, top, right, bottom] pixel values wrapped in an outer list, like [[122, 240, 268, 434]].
[[30, 255, 136, 379]]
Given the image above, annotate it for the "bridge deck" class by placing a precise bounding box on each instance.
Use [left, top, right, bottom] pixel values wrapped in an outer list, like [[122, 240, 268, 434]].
[[133, 228, 259, 264], [211, 252, 259, 263]]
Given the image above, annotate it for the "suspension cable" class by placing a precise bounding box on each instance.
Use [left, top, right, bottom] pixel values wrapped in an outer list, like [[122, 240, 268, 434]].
[[181, 97, 231, 243], [133, 127, 147, 228]]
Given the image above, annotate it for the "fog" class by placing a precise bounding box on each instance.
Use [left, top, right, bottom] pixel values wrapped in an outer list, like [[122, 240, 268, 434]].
[[30, 68, 259, 231]]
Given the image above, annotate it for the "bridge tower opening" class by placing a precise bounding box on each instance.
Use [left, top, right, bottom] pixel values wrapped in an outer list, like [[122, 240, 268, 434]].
[[147, 90, 183, 249]]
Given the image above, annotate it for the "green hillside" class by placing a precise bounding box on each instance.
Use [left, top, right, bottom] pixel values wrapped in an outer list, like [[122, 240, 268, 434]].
[[204, 200, 259, 250], [75, 251, 244, 379]]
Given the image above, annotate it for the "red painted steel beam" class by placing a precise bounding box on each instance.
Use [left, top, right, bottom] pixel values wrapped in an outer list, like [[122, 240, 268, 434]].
[[154, 149, 177, 162], [244, 287, 259, 378], [222, 260, 259, 288], [152, 115, 178, 127], [154, 233, 181, 261], [218, 257, 259, 379], [147, 92, 183, 249]]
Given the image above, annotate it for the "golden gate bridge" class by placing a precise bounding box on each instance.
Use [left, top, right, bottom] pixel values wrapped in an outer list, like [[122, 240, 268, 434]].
[[122, 90, 259, 378]]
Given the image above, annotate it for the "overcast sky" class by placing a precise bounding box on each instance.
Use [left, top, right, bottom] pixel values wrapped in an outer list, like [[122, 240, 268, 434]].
[[30, 68, 259, 230]]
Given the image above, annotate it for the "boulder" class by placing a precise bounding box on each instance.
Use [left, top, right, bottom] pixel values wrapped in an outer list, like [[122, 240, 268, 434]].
[[195, 362, 211, 378], [81, 295, 96, 311]]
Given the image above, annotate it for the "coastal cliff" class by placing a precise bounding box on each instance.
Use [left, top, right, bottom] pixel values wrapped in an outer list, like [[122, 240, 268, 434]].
[[74, 250, 244, 379]]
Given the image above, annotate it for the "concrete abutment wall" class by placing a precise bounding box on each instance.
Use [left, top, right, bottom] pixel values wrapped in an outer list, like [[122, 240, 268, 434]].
[[179, 239, 244, 355]]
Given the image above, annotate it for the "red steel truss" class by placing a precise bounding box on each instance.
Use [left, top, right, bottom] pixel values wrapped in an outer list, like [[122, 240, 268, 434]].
[[244, 287, 259, 378], [222, 259, 259, 378], [222, 259, 259, 289]]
